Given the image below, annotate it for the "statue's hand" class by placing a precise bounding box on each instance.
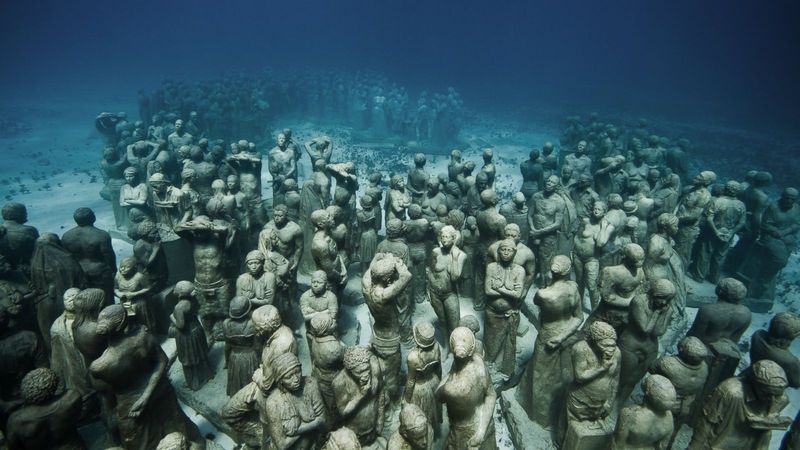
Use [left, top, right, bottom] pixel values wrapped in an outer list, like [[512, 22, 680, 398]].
[[128, 396, 147, 417]]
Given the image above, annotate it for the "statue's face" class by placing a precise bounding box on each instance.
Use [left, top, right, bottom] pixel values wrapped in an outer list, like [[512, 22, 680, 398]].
[[595, 338, 617, 359], [592, 204, 606, 219], [281, 367, 302, 391], [175, 120, 183, 132], [120, 261, 136, 277], [779, 192, 798, 209], [545, 177, 558, 193], [351, 363, 371, 387], [752, 381, 786, 405], [311, 274, 327, 295], [577, 141, 587, 153], [440, 231, 455, 248], [63, 293, 78, 312], [274, 209, 287, 226], [498, 244, 516, 263], [505, 229, 520, 244], [277, 134, 286, 147], [396, 178, 405, 190], [246, 259, 263, 275], [151, 181, 167, 194], [226, 178, 238, 191]]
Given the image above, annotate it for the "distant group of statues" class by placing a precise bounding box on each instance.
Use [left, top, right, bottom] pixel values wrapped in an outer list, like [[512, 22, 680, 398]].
[[0, 94, 798, 450]]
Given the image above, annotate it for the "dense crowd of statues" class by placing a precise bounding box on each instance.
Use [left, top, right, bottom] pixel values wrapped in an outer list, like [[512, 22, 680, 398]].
[[0, 99, 798, 450]]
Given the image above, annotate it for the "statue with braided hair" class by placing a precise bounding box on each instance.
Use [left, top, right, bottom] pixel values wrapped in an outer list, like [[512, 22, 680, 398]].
[[562, 321, 621, 448], [332, 346, 385, 448], [5, 368, 85, 450], [90, 304, 204, 450]]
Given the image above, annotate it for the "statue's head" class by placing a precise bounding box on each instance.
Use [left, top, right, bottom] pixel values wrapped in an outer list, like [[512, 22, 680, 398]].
[[385, 218, 405, 239], [276, 133, 286, 147], [181, 167, 196, 184], [512, 192, 525, 207], [767, 313, 800, 349], [124, 166, 139, 184], [592, 201, 608, 220], [228, 296, 251, 320], [724, 180, 741, 197], [479, 189, 497, 208], [273, 204, 288, 226], [656, 213, 679, 236], [779, 187, 798, 210], [749, 359, 788, 403], [450, 327, 476, 360], [148, 173, 169, 194], [73, 207, 96, 227], [309, 313, 336, 339], [119, 257, 138, 277], [173, 281, 196, 300], [273, 352, 302, 392], [96, 304, 127, 336], [20, 368, 59, 405], [587, 321, 617, 359], [343, 346, 372, 387], [391, 174, 405, 190], [252, 305, 282, 336], [482, 148, 493, 162], [413, 322, 436, 350], [649, 279, 676, 309], [323, 427, 361, 450], [245, 250, 265, 276], [693, 170, 717, 187], [311, 270, 328, 295], [715, 278, 747, 304], [677, 336, 708, 365], [544, 175, 560, 194], [459, 314, 480, 335], [503, 223, 521, 244], [414, 153, 426, 167], [156, 432, 189, 450], [551, 254, 572, 278], [63, 287, 81, 313], [622, 243, 645, 268], [408, 204, 422, 220], [641, 374, 677, 413], [2, 202, 28, 223], [475, 172, 489, 190], [399, 403, 431, 447]]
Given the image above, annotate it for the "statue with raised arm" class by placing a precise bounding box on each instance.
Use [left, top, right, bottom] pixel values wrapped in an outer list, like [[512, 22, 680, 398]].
[[363, 253, 412, 401]]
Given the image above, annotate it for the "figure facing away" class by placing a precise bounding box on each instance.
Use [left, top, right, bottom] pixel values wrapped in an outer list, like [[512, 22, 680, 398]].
[[5, 368, 85, 450], [611, 374, 677, 450]]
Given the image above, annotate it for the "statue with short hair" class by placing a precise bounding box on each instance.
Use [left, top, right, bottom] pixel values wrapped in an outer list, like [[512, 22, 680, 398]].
[[61, 207, 116, 304], [528, 176, 566, 285], [611, 375, 676, 450], [484, 239, 525, 378]]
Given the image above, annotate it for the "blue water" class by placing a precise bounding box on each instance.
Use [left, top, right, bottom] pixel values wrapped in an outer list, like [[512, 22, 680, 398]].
[[2, 0, 799, 131]]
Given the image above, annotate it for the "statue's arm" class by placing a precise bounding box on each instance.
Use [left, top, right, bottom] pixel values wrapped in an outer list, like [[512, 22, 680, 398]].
[[130, 338, 168, 417]]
